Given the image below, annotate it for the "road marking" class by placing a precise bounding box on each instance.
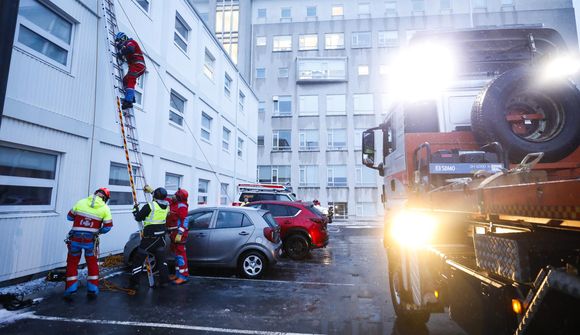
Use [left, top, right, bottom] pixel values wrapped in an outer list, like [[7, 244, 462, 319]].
[[192, 275, 355, 287], [26, 314, 323, 335]]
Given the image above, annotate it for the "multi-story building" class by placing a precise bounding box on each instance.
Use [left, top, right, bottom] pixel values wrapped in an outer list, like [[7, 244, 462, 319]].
[[0, 0, 257, 281], [249, 0, 578, 221]]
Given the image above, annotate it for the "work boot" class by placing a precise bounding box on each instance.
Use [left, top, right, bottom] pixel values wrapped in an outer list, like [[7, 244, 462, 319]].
[[173, 277, 187, 285]]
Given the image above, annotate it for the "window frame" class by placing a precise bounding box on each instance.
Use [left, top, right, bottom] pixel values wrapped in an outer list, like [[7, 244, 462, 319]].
[[280, 7, 292, 22], [197, 179, 210, 205], [378, 30, 399, 47], [256, 67, 266, 79], [353, 93, 374, 114], [351, 31, 372, 49], [237, 137, 244, 158], [272, 129, 292, 151], [324, 33, 345, 50], [299, 95, 318, 115], [326, 94, 346, 115], [222, 126, 231, 152], [299, 34, 318, 51], [299, 129, 319, 151], [306, 6, 317, 18], [331, 4, 344, 17], [273, 95, 292, 116], [327, 165, 347, 187], [174, 12, 190, 52], [165, 172, 182, 195], [201, 112, 213, 142], [299, 165, 319, 186], [278, 67, 289, 78], [133, 72, 147, 109], [273, 35, 292, 52], [257, 8, 267, 18], [327, 129, 347, 151], [203, 49, 216, 80], [220, 183, 229, 205], [169, 90, 186, 127], [224, 73, 232, 97]]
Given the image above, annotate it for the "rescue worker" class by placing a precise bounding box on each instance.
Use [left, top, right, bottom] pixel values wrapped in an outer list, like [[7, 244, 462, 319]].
[[166, 188, 189, 284], [114, 32, 146, 110], [129, 187, 170, 289], [64, 188, 113, 298]]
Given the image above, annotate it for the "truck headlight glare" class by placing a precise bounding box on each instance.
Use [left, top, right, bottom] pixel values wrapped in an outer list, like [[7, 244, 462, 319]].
[[390, 211, 437, 247]]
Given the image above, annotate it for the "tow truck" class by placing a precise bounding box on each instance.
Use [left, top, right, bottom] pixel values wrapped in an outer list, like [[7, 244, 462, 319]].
[[362, 27, 580, 335]]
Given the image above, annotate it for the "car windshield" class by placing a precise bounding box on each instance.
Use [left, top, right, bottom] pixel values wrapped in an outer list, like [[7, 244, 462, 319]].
[[307, 204, 325, 218], [262, 213, 279, 228]]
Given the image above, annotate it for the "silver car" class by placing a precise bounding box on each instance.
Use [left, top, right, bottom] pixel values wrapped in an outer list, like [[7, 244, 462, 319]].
[[124, 206, 282, 279]]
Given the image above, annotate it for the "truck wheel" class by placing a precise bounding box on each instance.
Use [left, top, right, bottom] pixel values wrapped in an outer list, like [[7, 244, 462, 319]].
[[471, 66, 580, 163], [284, 235, 310, 260], [388, 250, 431, 324]]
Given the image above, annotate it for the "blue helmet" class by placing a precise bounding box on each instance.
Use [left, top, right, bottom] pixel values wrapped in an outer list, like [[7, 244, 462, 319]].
[[114, 31, 128, 42]]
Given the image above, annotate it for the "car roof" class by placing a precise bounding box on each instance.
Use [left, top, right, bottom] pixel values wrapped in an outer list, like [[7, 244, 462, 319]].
[[247, 200, 306, 207], [189, 206, 265, 213]]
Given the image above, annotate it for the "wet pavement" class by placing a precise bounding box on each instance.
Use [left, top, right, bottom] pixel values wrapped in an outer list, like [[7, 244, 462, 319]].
[[0, 224, 467, 335]]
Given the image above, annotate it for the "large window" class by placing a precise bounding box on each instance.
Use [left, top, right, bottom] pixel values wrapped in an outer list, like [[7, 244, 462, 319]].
[[220, 183, 229, 205], [273, 35, 292, 51], [222, 127, 231, 151], [258, 166, 291, 184], [327, 165, 347, 187], [273, 96, 292, 116], [108, 162, 136, 206], [351, 31, 371, 48], [329, 202, 348, 219], [272, 130, 292, 151], [203, 49, 215, 80], [215, 0, 239, 63], [353, 94, 374, 114], [297, 58, 347, 81], [174, 13, 190, 52], [325, 33, 344, 49], [201, 113, 212, 141], [327, 129, 347, 150], [169, 90, 186, 126], [16, 0, 74, 68], [224, 73, 232, 96], [299, 165, 318, 186], [198, 179, 209, 204], [299, 130, 319, 151], [299, 34, 318, 50], [378, 31, 399, 47], [326, 94, 346, 115], [356, 165, 376, 186], [0, 145, 58, 210], [165, 172, 182, 194], [299, 95, 318, 115]]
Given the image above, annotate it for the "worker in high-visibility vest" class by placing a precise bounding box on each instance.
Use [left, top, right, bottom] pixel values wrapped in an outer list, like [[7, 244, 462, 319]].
[[166, 188, 190, 285], [129, 187, 170, 289], [115, 32, 146, 110], [64, 188, 113, 298]]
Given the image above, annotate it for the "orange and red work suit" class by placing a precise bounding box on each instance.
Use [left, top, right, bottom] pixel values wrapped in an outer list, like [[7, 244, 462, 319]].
[[116, 38, 146, 103], [65, 195, 113, 296], [166, 198, 189, 280]]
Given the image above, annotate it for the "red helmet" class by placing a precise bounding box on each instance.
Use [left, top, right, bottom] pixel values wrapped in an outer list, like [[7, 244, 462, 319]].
[[95, 187, 111, 201], [175, 188, 189, 202]]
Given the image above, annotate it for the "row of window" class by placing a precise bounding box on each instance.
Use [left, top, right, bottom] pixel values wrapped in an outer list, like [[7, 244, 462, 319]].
[[256, 0, 515, 21], [257, 31, 400, 51], [257, 63, 396, 80], [257, 165, 376, 187], [261, 128, 368, 152], [258, 94, 386, 116]]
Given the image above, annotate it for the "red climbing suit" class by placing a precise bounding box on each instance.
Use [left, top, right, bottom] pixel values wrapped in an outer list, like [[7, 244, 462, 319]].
[[166, 196, 189, 280], [117, 39, 146, 93]]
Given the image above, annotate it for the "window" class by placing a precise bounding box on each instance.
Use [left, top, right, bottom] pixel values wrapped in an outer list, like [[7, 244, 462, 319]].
[[299, 95, 318, 115], [257, 8, 266, 18], [412, 0, 425, 12], [136, 0, 150, 12], [134, 72, 146, 107], [108, 162, 136, 206], [331, 5, 344, 17], [201, 113, 212, 141], [224, 73, 232, 96], [174, 13, 190, 52], [165, 173, 182, 194], [306, 6, 317, 17], [239, 91, 245, 111], [16, 0, 74, 68], [257, 136, 264, 146], [273, 96, 292, 116], [441, 0, 452, 10], [109, 162, 131, 186], [220, 183, 229, 205], [222, 127, 231, 151], [299, 130, 319, 150], [198, 179, 210, 205], [356, 202, 376, 217], [501, 0, 514, 5], [280, 7, 291, 21], [237, 137, 244, 158], [257, 166, 291, 184], [258, 101, 266, 114], [272, 130, 292, 151], [297, 58, 347, 82], [473, 0, 487, 8], [327, 165, 347, 187], [278, 67, 289, 78], [329, 202, 348, 219], [256, 68, 266, 79], [353, 94, 374, 114], [299, 166, 319, 186], [273, 35, 292, 51], [188, 210, 213, 229], [326, 94, 346, 115], [0, 145, 58, 210], [325, 33, 344, 49], [378, 31, 399, 47], [358, 3, 370, 17], [327, 129, 347, 150], [356, 165, 376, 186], [203, 49, 215, 80], [385, 1, 397, 16], [256, 36, 266, 46], [299, 34, 318, 50], [169, 90, 186, 126], [351, 31, 371, 48], [358, 65, 369, 76]]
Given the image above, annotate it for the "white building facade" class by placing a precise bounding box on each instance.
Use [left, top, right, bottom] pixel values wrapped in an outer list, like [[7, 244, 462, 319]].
[[0, 0, 258, 282]]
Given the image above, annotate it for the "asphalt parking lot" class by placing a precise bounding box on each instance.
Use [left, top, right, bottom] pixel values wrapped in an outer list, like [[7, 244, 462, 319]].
[[0, 224, 466, 335]]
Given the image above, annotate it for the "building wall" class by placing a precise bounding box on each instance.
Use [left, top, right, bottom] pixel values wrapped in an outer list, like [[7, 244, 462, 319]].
[[0, 0, 257, 282]]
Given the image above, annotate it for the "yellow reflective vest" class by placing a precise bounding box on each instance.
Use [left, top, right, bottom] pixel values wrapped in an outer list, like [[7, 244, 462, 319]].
[[143, 201, 168, 227]]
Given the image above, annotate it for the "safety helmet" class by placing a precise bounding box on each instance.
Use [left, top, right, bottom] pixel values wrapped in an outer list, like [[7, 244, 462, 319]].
[[175, 188, 189, 202], [95, 187, 111, 202], [313, 199, 320, 205], [153, 187, 168, 200], [114, 31, 128, 43]]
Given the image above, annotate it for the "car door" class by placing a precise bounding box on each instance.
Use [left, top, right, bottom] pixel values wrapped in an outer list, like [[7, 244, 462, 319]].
[[205, 210, 255, 264], [186, 210, 215, 261]]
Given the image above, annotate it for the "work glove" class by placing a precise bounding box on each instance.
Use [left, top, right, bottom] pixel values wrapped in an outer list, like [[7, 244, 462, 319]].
[[143, 185, 153, 193], [133, 204, 139, 214], [174, 233, 182, 243]]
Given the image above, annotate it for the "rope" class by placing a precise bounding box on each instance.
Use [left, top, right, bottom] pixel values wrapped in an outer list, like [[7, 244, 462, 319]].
[[100, 278, 136, 296]]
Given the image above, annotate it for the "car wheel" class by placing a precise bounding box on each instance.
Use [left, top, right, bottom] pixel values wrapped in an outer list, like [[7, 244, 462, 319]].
[[284, 235, 310, 260], [238, 251, 267, 279]]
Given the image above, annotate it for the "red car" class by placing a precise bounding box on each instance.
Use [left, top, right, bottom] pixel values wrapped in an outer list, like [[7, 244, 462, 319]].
[[246, 201, 329, 260]]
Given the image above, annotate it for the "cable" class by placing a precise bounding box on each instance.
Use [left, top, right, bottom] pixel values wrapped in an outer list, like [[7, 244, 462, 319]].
[[116, 0, 236, 203]]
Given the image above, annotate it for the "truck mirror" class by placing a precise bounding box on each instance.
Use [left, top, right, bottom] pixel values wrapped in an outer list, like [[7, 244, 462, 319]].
[[362, 131, 376, 167]]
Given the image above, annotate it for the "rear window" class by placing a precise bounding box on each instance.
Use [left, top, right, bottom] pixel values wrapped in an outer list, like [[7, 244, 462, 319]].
[[307, 204, 325, 218], [262, 213, 279, 228], [262, 204, 288, 217]]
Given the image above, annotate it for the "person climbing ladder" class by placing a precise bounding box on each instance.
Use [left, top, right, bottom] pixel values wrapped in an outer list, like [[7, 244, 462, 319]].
[[115, 32, 146, 110]]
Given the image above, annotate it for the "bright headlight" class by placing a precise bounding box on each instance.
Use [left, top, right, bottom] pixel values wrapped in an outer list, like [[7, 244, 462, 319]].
[[389, 210, 437, 247], [540, 55, 580, 81]]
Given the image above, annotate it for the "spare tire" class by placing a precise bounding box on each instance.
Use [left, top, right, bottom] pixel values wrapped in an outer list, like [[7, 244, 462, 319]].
[[471, 66, 580, 163]]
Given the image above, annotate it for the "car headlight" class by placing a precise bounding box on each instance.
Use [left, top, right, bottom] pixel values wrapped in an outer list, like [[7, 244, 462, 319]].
[[389, 210, 437, 247]]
